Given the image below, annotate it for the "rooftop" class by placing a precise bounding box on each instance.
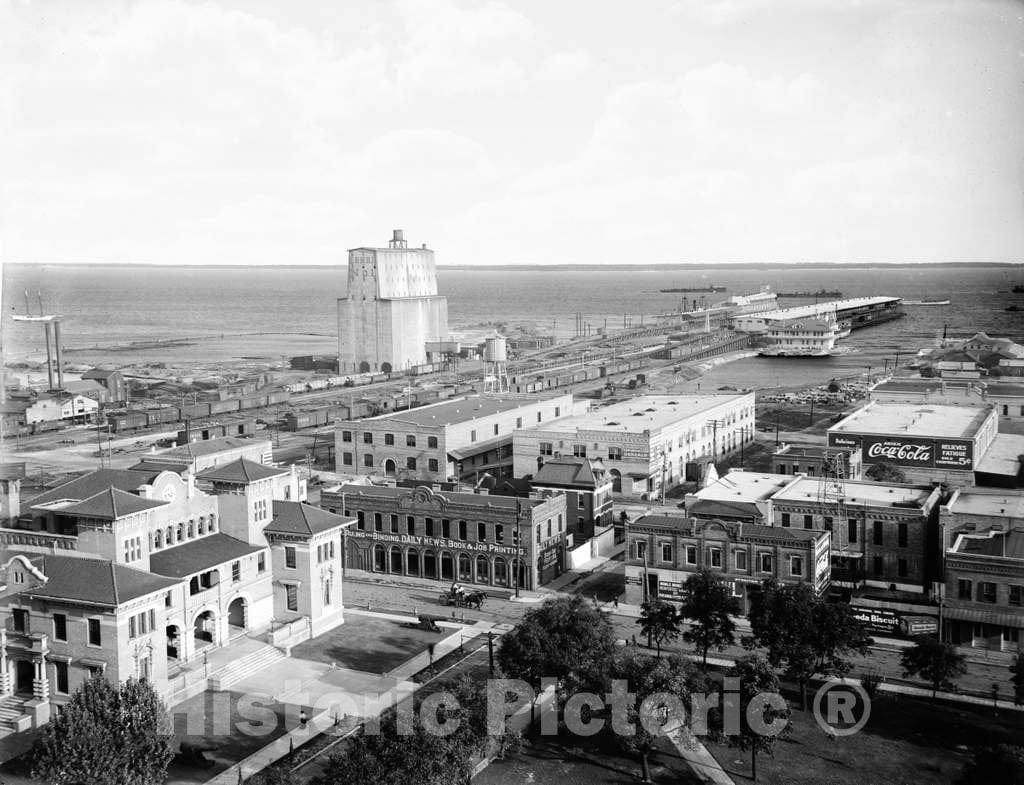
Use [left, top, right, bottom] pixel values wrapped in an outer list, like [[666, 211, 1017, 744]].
[[195, 458, 287, 484], [264, 501, 352, 537], [692, 470, 797, 503], [632, 514, 826, 543], [829, 401, 993, 439], [149, 533, 263, 578], [754, 296, 900, 322], [947, 491, 1024, 520], [533, 456, 606, 489], [28, 468, 162, 508], [0, 463, 26, 481], [59, 487, 168, 519], [154, 436, 269, 462], [774, 444, 855, 458], [772, 476, 932, 508], [353, 394, 566, 428], [974, 433, 1024, 478], [952, 528, 1024, 560], [18, 554, 176, 607], [335, 483, 548, 511], [522, 394, 751, 435]]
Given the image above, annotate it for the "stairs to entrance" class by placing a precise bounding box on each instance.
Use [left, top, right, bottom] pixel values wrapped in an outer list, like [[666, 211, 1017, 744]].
[[208, 644, 285, 691], [0, 696, 32, 733]]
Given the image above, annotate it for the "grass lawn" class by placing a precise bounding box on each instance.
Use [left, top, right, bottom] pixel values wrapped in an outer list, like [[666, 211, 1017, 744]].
[[290, 614, 452, 673], [706, 689, 1024, 785]]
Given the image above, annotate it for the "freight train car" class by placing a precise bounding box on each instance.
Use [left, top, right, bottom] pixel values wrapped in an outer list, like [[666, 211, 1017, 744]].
[[210, 399, 242, 415], [181, 402, 213, 420]]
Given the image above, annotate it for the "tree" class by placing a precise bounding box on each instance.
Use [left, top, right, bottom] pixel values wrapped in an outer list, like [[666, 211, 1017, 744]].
[[637, 599, 682, 656], [680, 569, 740, 667], [498, 595, 616, 693], [31, 676, 173, 785], [610, 650, 698, 783], [745, 581, 872, 710], [958, 745, 1024, 785], [1010, 654, 1024, 706], [900, 635, 968, 698], [864, 460, 906, 483], [715, 654, 791, 785]]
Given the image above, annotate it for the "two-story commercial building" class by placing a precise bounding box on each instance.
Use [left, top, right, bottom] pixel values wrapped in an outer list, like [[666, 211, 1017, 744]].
[[942, 527, 1023, 653], [623, 514, 830, 612], [529, 457, 614, 543], [320, 483, 568, 590], [335, 394, 583, 484], [683, 470, 799, 524], [513, 393, 756, 499]]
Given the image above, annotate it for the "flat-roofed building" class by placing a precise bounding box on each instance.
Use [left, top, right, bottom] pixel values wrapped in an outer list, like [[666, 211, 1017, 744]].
[[870, 378, 1024, 425], [684, 470, 800, 524], [335, 393, 582, 484], [828, 401, 998, 485], [939, 489, 1024, 546], [769, 476, 943, 594], [320, 483, 568, 590], [772, 444, 861, 480], [530, 456, 614, 543], [943, 527, 1024, 653], [513, 393, 756, 499], [624, 515, 830, 611]]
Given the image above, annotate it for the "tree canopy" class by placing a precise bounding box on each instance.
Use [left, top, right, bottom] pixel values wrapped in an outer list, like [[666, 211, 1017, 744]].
[[31, 676, 174, 785], [637, 599, 682, 656], [497, 594, 616, 693], [864, 461, 906, 483], [900, 635, 968, 698], [718, 654, 791, 784], [680, 569, 740, 666]]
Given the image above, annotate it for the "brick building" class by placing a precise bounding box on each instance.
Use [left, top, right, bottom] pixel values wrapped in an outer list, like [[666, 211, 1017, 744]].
[[529, 456, 613, 543]]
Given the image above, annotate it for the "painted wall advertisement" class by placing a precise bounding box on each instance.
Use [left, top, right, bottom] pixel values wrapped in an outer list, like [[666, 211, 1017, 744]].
[[828, 433, 973, 469]]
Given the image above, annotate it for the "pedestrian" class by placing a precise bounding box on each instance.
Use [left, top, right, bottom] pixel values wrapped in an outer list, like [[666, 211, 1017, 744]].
[[613, 595, 619, 608]]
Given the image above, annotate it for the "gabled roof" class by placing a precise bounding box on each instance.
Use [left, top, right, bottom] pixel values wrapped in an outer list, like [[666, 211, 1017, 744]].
[[264, 501, 352, 537], [533, 457, 603, 489], [59, 488, 167, 519], [195, 458, 286, 484], [28, 469, 161, 508], [687, 498, 763, 520], [149, 533, 263, 578], [20, 554, 176, 608]]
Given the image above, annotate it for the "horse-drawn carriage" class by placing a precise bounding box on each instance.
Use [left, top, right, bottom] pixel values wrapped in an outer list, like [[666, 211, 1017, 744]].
[[439, 583, 487, 609]]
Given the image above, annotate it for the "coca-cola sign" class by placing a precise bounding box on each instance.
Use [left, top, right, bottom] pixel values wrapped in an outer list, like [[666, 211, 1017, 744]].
[[864, 437, 933, 465]]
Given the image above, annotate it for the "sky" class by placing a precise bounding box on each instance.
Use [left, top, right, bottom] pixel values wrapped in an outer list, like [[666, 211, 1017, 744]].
[[2, 0, 1023, 266]]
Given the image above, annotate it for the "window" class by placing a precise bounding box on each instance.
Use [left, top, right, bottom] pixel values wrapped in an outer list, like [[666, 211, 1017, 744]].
[[537, 412, 542, 423], [285, 546, 296, 569], [470, 430, 477, 442], [803, 515, 813, 529], [493, 424, 499, 436], [258, 552, 266, 573], [790, 556, 803, 577], [781, 513, 791, 528], [357, 511, 365, 530], [686, 545, 697, 565], [232, 561, 241, 582], [343, 452, 353, 466], [607, 447, 623, 461], [823, 516, 833, 532], [342, 430, 352, 443], [363, 453, 374, 467], [428, 436, 438, 448], [286, 584, 298, 612], [12, 609, 27, 633], [979, 582, 997, 603], [363, 432, 373, 444], [428, 458, 439, 472], [709, 548, 722, 568], [555, 406, 561, 417], [897, 559, 908, 578], [442, 519, 451, 538], [873, 556, 883, 576], [390, 514, 399, 533], [573, 444, 587, 458], [661, 543, 672, 562], [55, 661, 69, 694], [406, 457, 417, 471], [88, 618, 101, 646], [735, 550, 747, 571], [539, 442, 553, 456], [516, 417, 523, 429], [873, 521, 883, 545], [374, 513, 383, 532], [459, 520, 468, 540], [53, 613, 67, 641], [547, 520, 552, 537], [425, 518, 434, 536], [636, 541, 647, 561], [495, 524, 504, 543], [407, 435, 416, 447], [847, 519, 858, 544], [478, 522, 487, 541], [759, 553, 772, 573], [384, 433, 394, 446], [957, 579, 972, 599], [536, 525, 541, 543], [897, 523, 908, 548], [407, 516, 416, 535], [1009, 585, 1023, 606]]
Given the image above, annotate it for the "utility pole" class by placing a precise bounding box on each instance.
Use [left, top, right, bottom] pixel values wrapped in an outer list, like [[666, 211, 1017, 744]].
[[809, 398, 815, 427], [514, 500, 522, 598]]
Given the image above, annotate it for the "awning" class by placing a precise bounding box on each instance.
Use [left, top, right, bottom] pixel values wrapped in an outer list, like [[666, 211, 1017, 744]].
[[942, 606, 1024, 628], [447, 435, 512, 461], [626, 472, 653, 479]]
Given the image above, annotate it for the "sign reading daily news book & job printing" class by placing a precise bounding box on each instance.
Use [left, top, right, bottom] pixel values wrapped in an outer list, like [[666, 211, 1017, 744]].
[[828, 433, 973, 469]]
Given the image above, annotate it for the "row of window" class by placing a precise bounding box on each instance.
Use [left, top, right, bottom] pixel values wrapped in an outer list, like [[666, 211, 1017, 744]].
[[342, 431, 440, 448], [635, 541, 804, 577], [128, 609, 156, 639], [957, 579, 1023, 605], [186, 553, 265, 596], [341, 453, 440, 471], [352, 512, 527, 544], [780, 514, 910, 548], [11, 609, 102, 647], [150, 515, 217, 550]]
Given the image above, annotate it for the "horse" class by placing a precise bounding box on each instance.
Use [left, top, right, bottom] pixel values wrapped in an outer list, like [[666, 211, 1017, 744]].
[[463, 590, 487, 609]]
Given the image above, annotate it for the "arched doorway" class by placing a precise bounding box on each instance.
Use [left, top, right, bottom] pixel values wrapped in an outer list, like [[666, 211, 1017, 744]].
[[193, 610, 216, 648], [423, 550, 437, 579], [476, 555, 490, 584], [359, 361, 371, 373], [381, 362, 392, 374], [373, 544, 386, 572], [440, 552, 454, 581], [458, 553, 472, 582], [15, 660, 34, 694], [227, 597, 246, 631], [390, 546, 403, 574], [610, 469, 622, 493], [384, 459, 397, 478], [493, 557, 507, 586], [407, 548, 420, 577], [166, 625, 182, 660]]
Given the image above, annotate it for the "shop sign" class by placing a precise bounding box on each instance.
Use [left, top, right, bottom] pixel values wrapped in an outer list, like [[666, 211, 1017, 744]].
[[367, 531, 517, 556], [850, 606, 937, 637]]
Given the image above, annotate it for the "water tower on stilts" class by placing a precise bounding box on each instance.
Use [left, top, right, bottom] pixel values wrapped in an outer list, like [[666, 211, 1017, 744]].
[[482, 334, 509, 394], [12, 291, 66, 393]]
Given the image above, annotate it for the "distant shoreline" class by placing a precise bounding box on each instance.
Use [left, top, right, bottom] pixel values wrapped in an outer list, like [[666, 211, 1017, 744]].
[[5, 261, 1023, 270]]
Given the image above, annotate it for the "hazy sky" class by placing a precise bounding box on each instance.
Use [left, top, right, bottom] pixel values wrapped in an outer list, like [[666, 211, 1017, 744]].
[[3, 0, 1023, 266]]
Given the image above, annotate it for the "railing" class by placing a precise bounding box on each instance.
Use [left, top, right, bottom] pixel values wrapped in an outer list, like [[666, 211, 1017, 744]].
[[267, 617, 311, 648], [0, 528, 78, 551]]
